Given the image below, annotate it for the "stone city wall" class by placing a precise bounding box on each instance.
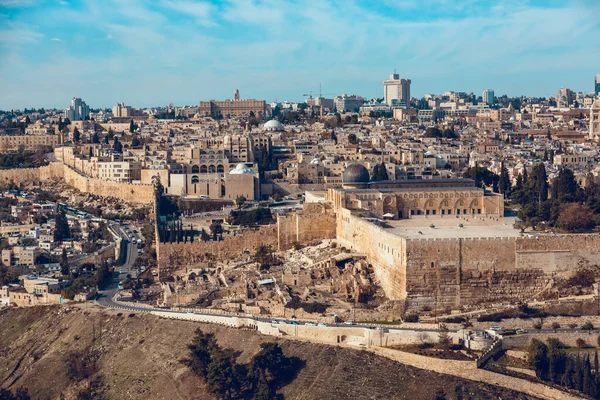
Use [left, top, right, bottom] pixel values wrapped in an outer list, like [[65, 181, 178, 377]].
[[277, 212, 336, 251], [337, 209, 600, 311], [0, 162, 154, 205], [336, 208, 407, 300], [157, 210, 336, 276], [157, 224, 278, 273], [405, 235, 600, 310]]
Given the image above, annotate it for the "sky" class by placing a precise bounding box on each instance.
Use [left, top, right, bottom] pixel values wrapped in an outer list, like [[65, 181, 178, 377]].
[[1, 0, 599, 110]]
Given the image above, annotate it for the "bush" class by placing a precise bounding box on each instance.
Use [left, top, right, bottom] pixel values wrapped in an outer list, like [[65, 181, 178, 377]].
[[582, 321, 594, 330], [551, 322, 561, 330], [576, 338, 589, 348], [533, 319, 544, 330], [404, 313, 419, 323], [66, 347, 98, 381], [478, 312, 510, 322], [443, 316, 466, 324], [300, 302, 328, 314]]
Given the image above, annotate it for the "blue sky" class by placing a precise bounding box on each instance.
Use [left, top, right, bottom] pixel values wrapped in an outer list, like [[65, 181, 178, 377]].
[[1, 0, 599, 110]]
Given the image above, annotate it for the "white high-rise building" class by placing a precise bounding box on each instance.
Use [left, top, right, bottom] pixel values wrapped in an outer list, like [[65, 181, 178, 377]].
[[483, 89, 495, 106], [383, 73, 411, 109], [64, 97, 90, 121]]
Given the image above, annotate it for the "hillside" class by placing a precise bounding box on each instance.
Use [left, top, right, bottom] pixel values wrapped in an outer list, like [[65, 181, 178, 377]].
[[0, 305, 538, 400]]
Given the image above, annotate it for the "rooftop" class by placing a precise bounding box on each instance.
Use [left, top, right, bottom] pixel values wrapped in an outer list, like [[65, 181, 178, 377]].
[[383, 216, 520, 240]]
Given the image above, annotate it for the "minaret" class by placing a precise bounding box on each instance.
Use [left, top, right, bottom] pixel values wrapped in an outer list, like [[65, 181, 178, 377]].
[[234, 89, 240, 101]]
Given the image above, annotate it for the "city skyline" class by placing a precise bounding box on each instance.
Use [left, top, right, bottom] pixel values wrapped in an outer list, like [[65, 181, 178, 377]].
[[1, 0, 599, 109]]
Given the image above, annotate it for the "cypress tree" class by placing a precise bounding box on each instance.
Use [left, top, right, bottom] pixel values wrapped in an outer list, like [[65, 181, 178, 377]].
[[584, 355, 592, 395]]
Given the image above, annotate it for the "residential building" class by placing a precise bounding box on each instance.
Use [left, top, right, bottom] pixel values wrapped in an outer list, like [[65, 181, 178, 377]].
[[556, 88, 574, 107], [113, 103, 132, 118], [334, 94, 365, 113], [64, 97, 89, 121], [383, 73, 411, 108], [483, 89, 495, 106]]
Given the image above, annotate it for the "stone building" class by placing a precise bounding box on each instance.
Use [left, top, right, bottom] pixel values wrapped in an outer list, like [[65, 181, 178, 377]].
[[326, 164, 503, 219], [327, 165, 599, 311]]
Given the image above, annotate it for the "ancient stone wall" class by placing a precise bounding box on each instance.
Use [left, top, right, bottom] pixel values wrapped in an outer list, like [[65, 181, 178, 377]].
[[337, 210, 600, 310], [0, 163, 63, 186], [157, 225, 278, 274], [0, 163, 154, 205], [336, 209, 407, 300], [158, 210, 336, 276], [277, 212, 336, 251]]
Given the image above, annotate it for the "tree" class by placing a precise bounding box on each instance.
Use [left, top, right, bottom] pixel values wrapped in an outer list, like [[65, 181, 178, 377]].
[[556, 203, 595, 232], [73, 127, 81, 142], [88, 146, 93, 158], [235, 195, 246, 209], [533, 163, 548, 202], [184, 329, 220, 377], [61, 248, 69, 276], [0, 388, 31, 400], [499, 162, 511, 198], [254, 245, 277, 270], [200, 228, 210, 242], [371, 163, 389, 181], [91, 131, 100, 144], [438, 324, 451, 349], [551, 168, 580, 203], [129, 119, 137, 133], [113, 137, 123, 153], [131, 136, 141, 147], [347, 133, 358, 144], [527, 339, 549, 379], [54, 208, 70, 242], [209, 222, 223, 241]]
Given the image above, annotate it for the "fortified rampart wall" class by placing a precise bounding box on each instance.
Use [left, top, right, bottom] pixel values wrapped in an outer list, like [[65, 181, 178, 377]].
[[336, 208, 407, 300], [157, 210, 336, 276], [0, 163, 154, 204], [337, 209, 600, 311]]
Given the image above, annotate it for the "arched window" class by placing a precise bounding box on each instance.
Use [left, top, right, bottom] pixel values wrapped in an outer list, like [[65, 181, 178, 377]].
[[191, 175, 199, 184], [191, 165, 199, 173]]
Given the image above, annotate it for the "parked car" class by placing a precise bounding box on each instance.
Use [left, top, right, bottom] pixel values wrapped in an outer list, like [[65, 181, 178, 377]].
[[344, 321, 355, 325], [490, 326, 503, 331], [317, 323, 327, 327], [305, 322, 317, 326]]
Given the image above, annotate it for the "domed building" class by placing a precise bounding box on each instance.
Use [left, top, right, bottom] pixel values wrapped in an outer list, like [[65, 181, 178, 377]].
[[342, 163, 370, 188], [229, 163, 255, 175], [263, 120, 284, 132], [224, 163, 259, 201]]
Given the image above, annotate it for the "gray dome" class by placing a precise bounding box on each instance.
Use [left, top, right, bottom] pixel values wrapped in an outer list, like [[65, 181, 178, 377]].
[[343, 164, 370, 184]]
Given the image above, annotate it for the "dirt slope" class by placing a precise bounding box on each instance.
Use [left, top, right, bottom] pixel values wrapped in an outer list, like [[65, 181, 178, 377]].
[[0, 305, 538, 400]]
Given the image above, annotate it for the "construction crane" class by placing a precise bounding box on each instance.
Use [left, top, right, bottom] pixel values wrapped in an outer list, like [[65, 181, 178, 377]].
[[302, 84, 335, 118], [302, 83, 334, 99]]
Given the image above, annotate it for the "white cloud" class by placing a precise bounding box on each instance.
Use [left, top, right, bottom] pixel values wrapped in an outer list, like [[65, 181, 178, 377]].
[[160, 0, 215, 26], [0, 0, 37, 7], [51, 37, 61, 41]]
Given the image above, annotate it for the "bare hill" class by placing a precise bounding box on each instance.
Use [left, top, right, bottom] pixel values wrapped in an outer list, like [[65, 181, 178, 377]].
[[0, 305, 538, 400]]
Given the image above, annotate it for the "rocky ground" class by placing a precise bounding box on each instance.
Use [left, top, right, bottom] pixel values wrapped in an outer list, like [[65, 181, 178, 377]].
[[0, 304, 540, 400]]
